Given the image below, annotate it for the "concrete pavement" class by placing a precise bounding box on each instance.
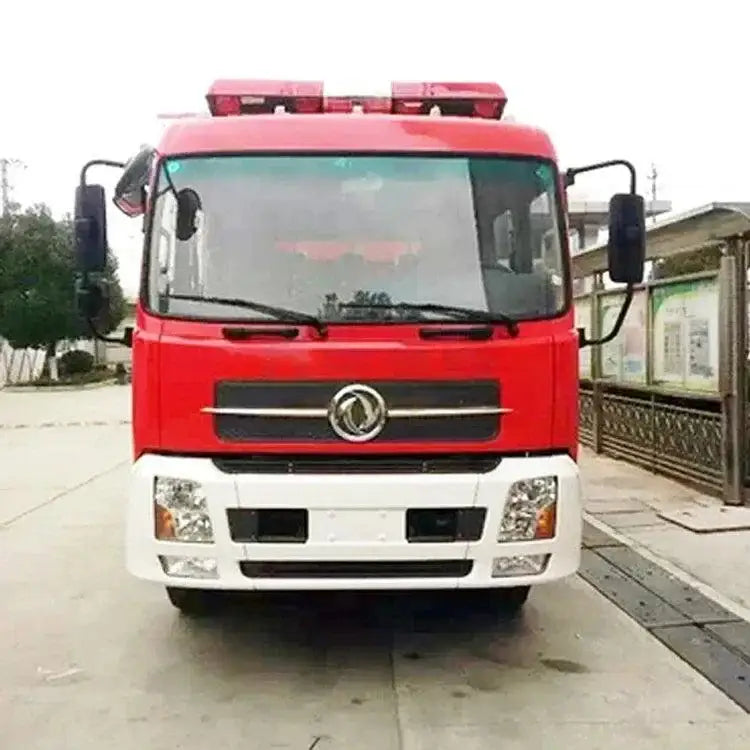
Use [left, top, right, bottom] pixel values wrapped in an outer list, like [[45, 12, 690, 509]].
[[2, 385, 750, 748], [580, 449, 750, 620], [0, 384, 131, 430]]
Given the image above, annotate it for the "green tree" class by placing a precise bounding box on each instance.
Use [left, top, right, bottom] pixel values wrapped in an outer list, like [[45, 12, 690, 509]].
[[99, 251, 126, 334], [0, 204, 125, 376]]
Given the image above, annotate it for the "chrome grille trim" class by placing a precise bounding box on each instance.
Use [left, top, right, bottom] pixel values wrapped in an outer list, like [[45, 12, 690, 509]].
[[202, 405, 511, 418]]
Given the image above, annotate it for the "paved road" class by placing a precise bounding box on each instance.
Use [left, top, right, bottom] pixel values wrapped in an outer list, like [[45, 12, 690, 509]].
[[2, 386, 749, 749]]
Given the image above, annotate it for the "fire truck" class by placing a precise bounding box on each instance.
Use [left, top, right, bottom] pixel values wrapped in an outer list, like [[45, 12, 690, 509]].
[[74, 80, 645, 615]]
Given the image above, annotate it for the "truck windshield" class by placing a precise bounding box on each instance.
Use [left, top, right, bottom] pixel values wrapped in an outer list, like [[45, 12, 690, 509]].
[[146, 155, 567, 323]]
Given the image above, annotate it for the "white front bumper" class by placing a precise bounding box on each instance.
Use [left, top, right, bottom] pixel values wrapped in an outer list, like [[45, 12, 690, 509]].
[[126, 453, 582, 590]]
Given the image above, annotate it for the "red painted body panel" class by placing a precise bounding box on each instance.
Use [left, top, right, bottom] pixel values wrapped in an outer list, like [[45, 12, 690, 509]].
[[131, 307, 161, 458], [551, 330, 580, 460], [157, 114, 557, 161], [131, 113, 579, 462], [131, 311, 578, 459]]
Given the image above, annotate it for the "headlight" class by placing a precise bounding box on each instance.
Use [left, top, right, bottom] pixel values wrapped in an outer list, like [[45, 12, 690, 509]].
[[497, 476, 557, 542], [154, 477, 214, 543]]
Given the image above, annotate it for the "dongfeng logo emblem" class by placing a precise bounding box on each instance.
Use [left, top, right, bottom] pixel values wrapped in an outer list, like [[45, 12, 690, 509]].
[[328, 384, 387, 442]]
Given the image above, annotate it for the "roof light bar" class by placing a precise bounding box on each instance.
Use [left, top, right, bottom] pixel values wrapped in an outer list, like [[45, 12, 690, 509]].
[[391, 81, 507, 119], [204, 80, 506, 119], [206, 79, 324, 116], [324, 96, 392, 114]]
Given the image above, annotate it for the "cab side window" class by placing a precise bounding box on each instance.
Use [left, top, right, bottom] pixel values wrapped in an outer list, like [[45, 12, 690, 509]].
[[492, 209, 514, 270]]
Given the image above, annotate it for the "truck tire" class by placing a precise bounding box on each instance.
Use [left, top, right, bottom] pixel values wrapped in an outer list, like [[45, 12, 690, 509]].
[[493, 585, 531, 616], [166, 586, 223, 616], [461, 586, 531, 617]]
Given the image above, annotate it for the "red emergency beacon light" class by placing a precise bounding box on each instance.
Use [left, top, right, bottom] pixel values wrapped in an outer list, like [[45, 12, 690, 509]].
[[206, 79, 325, 116], [390, 81, 507, 119], [323, 96, 392, 114], [205, 80, 507, 119]]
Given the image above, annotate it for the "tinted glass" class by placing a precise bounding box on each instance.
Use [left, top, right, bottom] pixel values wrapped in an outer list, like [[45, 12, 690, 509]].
[[147, 155, 566, 322]]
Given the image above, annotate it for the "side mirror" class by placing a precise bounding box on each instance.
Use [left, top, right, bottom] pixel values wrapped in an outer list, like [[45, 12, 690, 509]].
[[75, 273, 108, 320], [74, 184, 108, 272], [113, 146, 154, 217], [608, 193, 646, 283], [176, 188, 202, 241]]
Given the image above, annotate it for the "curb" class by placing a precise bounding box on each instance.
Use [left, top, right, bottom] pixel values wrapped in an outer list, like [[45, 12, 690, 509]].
[[0, 419, 132, 430], [2, 380, 123, 393]]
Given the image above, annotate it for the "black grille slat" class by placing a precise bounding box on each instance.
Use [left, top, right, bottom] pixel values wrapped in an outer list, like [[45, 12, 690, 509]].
[[227, 509, 308, 543], [216, 414, 497, 442], [214, 380, 501, 443], [218, 416, 330, 441], [212, 455, 502, 474], [239, 560, 473, 579], [406, 508, 487, 543], [216, 381, 498, 409]]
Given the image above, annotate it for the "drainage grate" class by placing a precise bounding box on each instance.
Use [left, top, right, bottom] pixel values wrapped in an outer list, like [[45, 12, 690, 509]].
[[596, 545, 739, 624], [579, 550, 689, 628], [651, 625, 750, 712], [579, 523, 750, 713]]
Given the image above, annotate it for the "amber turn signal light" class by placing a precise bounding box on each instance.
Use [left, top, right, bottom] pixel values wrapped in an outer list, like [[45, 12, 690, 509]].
[[155, 504, 176, 540], [534, 503, 557, 540]]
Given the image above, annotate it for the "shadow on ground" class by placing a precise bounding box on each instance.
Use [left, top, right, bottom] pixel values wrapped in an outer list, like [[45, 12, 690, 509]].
[[169, 589, 531, 670]]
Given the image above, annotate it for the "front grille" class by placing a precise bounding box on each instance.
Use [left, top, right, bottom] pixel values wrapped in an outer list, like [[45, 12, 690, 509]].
[[239, 560, 473, 579], [212, 454, 502, 474], [214, 380, 500, 443], [213, 380, 500, 443]]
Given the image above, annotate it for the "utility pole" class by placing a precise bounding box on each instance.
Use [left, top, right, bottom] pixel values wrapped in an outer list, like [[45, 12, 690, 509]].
[[1, 158, 25, 216], [647, 163, 658, 225]]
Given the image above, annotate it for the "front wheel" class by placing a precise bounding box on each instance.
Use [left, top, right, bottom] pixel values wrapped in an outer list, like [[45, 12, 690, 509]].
[[493, 585, 531, 616], [166, 586, 224, 616], [461, 586, 531, 617]]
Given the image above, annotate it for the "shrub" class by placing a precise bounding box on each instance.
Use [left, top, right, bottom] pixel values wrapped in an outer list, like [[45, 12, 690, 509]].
[[59, 349, 95, 376]]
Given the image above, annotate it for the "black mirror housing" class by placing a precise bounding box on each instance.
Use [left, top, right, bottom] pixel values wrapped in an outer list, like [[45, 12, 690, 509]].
[[74, 184, 108, 273], [75, 274, 108, 320], [113, 146, 154, 217], [176, 188, 202, 241], [608, 193, 646, 284]]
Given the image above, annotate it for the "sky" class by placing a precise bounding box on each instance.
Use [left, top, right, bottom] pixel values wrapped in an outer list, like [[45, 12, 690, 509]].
[[2, 0, 748, 298]]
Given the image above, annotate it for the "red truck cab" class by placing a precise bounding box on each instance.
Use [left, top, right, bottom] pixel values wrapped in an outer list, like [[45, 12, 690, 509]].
[[73, 80, 645, 615]]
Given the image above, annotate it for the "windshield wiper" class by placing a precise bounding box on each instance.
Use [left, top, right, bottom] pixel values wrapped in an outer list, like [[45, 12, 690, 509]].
[[338, 301, 519, 337], [166, 294, 328, 338]]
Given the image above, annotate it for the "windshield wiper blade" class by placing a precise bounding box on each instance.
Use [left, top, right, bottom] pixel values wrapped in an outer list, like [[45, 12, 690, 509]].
[[339, 301, 519, 337], [166, 294, 328, 337]]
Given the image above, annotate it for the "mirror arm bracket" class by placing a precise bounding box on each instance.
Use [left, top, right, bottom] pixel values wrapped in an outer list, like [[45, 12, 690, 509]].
[[77, 272, 133, 348], [79, 159, 126, 187], [565, 160, 637, 194], [579, 284, 634, 348], [85, 316, 133, 348], [75, 159, 135, 350]]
